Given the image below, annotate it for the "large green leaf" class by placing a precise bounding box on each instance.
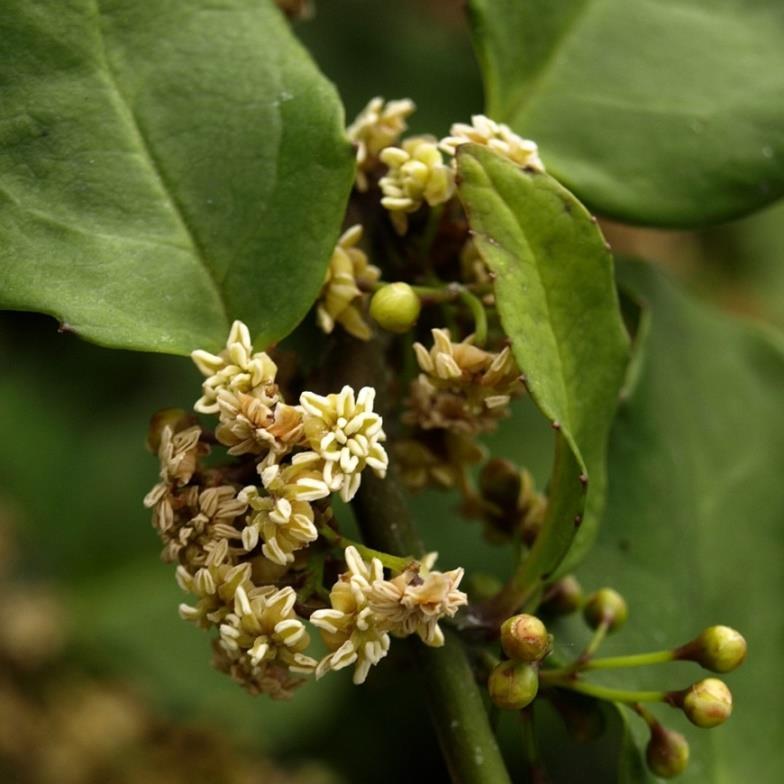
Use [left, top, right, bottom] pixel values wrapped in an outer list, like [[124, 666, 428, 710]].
[[554, 263, 784, 782], [467, 0, 784, 227], [0, 0, 354, 355], [456, 145, 629, 588]]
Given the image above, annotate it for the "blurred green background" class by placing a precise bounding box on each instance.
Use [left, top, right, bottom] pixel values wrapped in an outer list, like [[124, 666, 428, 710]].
[[1, 1, 782, 782]]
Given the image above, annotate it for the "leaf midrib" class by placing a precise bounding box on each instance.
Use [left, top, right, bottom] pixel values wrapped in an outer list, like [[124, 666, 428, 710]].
[[91, 0, 230, 327], [477, 168, 581, 463]]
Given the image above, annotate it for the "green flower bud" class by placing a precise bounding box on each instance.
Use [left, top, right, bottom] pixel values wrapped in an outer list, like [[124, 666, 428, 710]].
[[683, 625, 747, 673], [541, 575, 583, 616], [646, 724, 690, 779], [680, 678, 732, 728], [369, 282, 421, 333], [500, 614, 552, 663], [487, 660, 539, 711], [583, 588, 628, 632]]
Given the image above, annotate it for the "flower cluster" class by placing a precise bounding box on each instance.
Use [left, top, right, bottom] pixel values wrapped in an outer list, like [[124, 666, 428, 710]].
[[347, 96, 415, 191], [379, 137, 455, 234], [440, 115, 544, 171], [345, 97, 544, 233], [144, 321, 466, 698], [316, 224, 381, 342], [311, 546, 466, 684], [405, 328, 524, 435]]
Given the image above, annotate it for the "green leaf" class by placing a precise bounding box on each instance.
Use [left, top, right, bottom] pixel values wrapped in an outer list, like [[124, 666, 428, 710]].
[[0, 0, 354, 355], [566, 263, 784, 782], [534, 700, 650, 784], [456, 145, 629, 590], [467, 0, 784, 226]]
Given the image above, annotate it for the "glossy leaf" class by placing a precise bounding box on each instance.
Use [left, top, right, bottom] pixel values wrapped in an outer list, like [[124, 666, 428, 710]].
[[467, 0, 784, 226], [0, 0, 354, 354], [561, 263, 784, 782], [456, 145, 629, 585]]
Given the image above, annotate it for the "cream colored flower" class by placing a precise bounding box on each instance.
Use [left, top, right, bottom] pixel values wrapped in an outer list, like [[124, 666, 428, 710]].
[[215, 390, 304, 459], [310, 547, 390, 684], [406, 328, 523, 434], [218, 585, 316, 675], [176, 539, 252, 628], [300, 385, 388, 502], [347, 97, 416, 191], [191, 320, 278, 414], [143, 424, 205, 532], [368, 555, 467, 647], [316, 225, 380, 341], [379, 137, 455, 234], [162, 485, 246, 565], [440, 114, 544, 171], [238, 484, 318, 567]]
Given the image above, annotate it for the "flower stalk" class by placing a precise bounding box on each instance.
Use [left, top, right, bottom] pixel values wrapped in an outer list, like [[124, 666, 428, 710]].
[[341, 336, 512, 784]]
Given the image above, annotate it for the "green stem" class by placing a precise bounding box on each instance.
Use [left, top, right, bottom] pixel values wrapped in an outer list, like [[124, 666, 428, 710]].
[[543, 647, 677, 680], [419, 202, 445, 266], [540, 676, 667, 705], [583, 649, 677, 671], [458, 288, 488, 346], [337, 336, 512, 784], [317, 522, 413, 574]]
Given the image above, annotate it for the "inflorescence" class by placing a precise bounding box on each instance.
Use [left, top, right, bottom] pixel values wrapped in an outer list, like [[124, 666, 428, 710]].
[[144, 320, 467, 698], [141, 95, 747, 779]]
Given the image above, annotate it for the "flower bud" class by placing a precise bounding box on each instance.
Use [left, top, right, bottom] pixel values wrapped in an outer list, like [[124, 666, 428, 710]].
[[682, 625, 747, 673], [500, 614, 551, 663], [680, 678, 732, 728], [487, 660, 539, 711], [369, 282, 421, 333], [479, 458, 522, 510], [146, 408, 195, 452], [541, 575, 583, 616], [583, 588, 627, 631], [646, 724, 690, 779]]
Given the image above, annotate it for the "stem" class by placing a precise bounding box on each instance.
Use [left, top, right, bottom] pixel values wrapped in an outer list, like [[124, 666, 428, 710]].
[[632, 702, 659, 729], [539, 677, 667, 704], [316, 522, 413, 574], [583, 649, 677, 671], [337, 336, 512, 784], [419, 202, 445, 265], [459, 288, 488, 346], [542, 647, 677, 680]]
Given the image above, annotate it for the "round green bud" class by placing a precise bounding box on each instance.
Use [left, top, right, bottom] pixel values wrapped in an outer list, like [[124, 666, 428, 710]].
[[583, 588, 628, 632], [500, 614, 552, 663], [688, 625, 747, 673], [681, 678, 732, 728], [541, 575, 583, 616], [487, 660, 539, 711], [646, 725, 690, 779], [369, 282, 421, 333]]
